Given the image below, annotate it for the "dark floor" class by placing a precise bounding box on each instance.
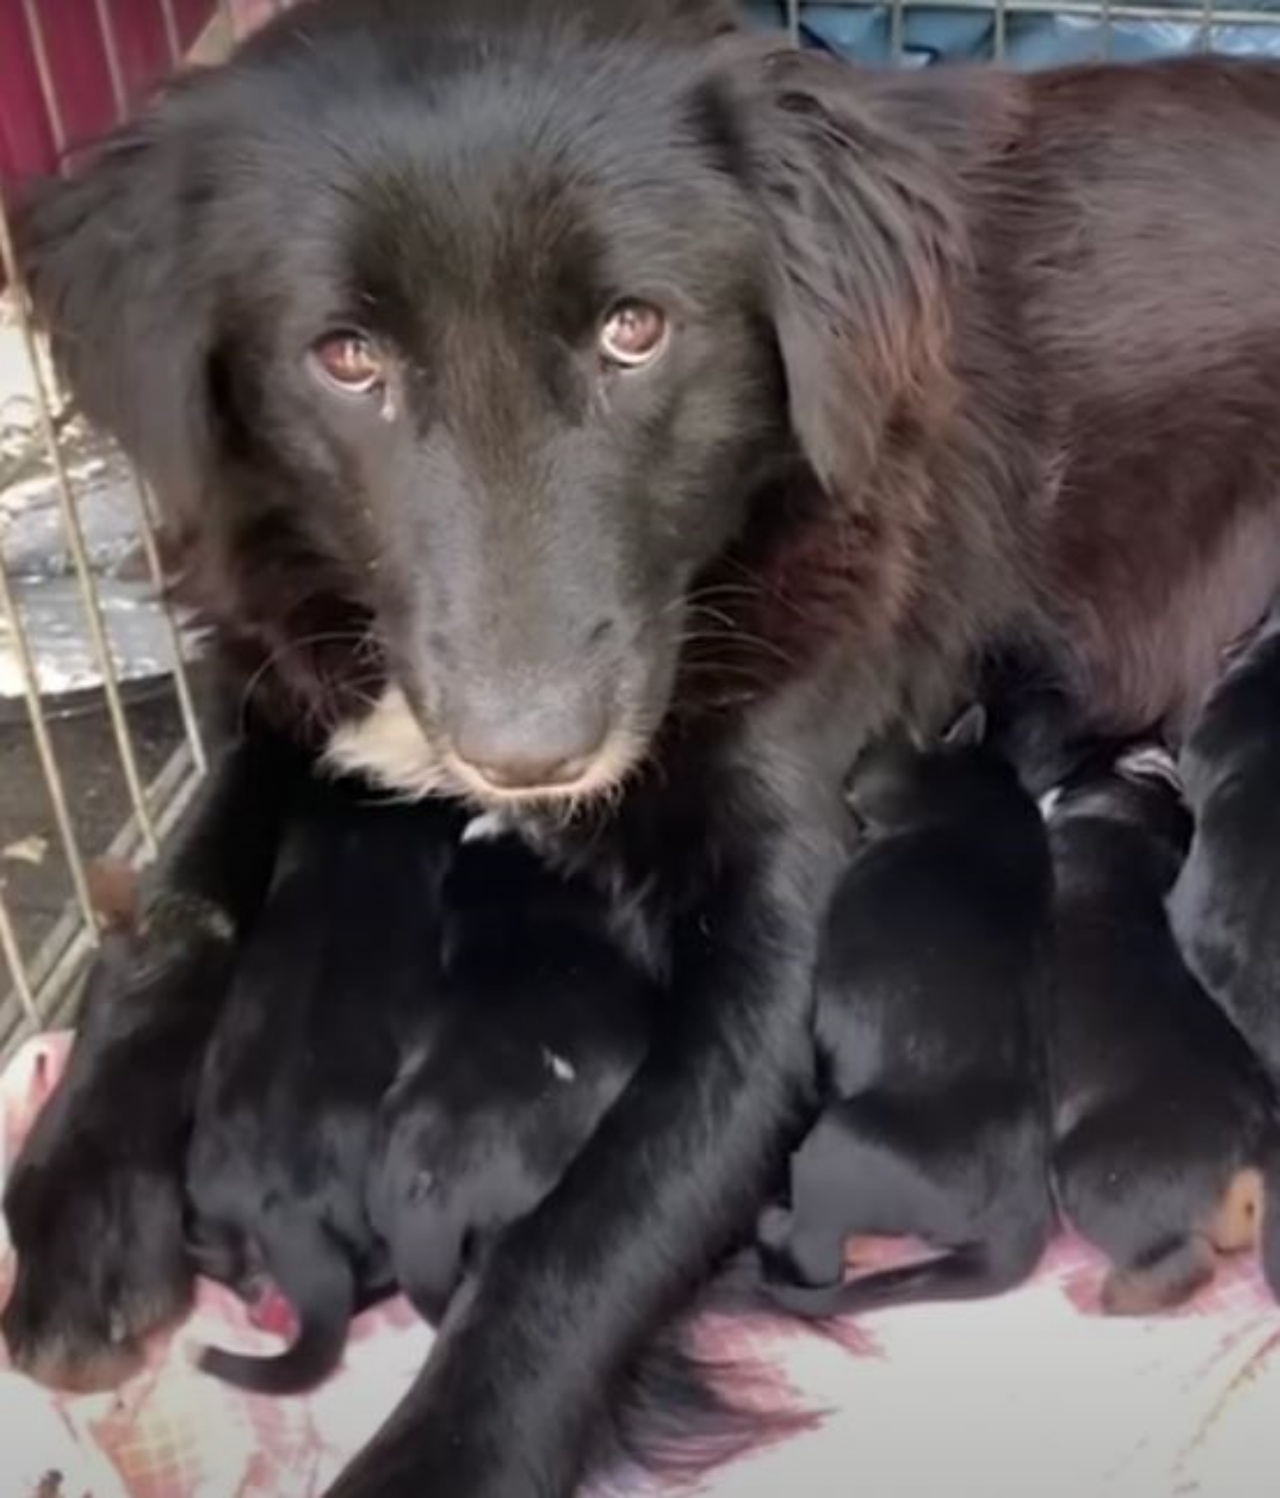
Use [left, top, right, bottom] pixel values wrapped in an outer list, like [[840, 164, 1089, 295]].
[[0, 689, 185, 976]]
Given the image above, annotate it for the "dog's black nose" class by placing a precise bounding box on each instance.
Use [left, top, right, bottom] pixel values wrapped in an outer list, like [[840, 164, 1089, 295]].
[[465, 749, 598, 791], [452, 709, 607, 792]]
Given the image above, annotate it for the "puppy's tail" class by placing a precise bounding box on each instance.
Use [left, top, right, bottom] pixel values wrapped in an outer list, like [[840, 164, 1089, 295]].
[[198, 1216, 354, 1396]]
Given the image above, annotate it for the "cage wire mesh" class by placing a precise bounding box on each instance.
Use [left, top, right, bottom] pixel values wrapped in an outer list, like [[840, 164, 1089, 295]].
[[2, 0, 1280, 1058]]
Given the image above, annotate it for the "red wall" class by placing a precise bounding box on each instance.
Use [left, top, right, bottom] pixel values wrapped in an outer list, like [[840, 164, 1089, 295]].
[[0, 0, 216, 184]]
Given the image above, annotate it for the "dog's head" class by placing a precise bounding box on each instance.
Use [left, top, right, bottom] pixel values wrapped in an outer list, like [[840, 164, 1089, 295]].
[[15, 3, 961, 808]]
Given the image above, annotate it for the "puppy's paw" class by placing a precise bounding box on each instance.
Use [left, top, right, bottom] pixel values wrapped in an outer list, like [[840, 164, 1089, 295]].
[[1100, 1237, 1215, 1316], [755, 1204, 794, 1256]]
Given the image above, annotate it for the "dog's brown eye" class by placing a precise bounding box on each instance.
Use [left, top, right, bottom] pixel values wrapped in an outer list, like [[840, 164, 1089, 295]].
[[311, 331, 384, 394], [599, 300, 668, 368]]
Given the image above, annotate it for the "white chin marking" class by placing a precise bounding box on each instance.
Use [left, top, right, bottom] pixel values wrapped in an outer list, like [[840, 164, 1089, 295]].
[[325, 684, 642, 808], [323, 686, 449, 800]]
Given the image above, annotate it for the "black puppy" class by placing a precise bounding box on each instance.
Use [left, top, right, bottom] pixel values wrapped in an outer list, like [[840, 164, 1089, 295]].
[[1170, 606, 1280, 1088], [367, 813, 655, 1324], [757, 707, 1055, 1316], [1045, 743, 1280, 1310], [365, 814, 801, 1485], [186, 783, 463, 1395], [2, 732, 296, 1391]]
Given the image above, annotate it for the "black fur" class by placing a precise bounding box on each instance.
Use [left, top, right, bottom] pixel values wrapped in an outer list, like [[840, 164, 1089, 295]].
[[1045, 747, 1280, 1311], [755, 709, 1055, 1317], [363, 820, 804, 1486], [367, 821, 654, 1323], [1170, 608, 1280, 1088], [25, 5, 1280, 1491], [187, 786, 462, 1395], [1, 728, 299, 1390]]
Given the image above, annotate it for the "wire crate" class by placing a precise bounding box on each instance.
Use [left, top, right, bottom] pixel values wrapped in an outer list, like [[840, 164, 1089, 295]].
[[3, 0, 1280, 1058]]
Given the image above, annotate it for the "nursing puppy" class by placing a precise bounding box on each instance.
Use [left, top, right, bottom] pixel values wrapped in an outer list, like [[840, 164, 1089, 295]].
[[757, 707, 1055, 1316], [1170, 605, 1280, 1090], [1, 731, 298, 1391], [1046, 745, 1280, 1312], [367, 816, 796, 1484], [187, 784, 463, 1395], [367, 816, 654, 1324]]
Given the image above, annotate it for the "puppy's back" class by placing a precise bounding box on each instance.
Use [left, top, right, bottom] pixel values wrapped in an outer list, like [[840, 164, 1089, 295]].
[[1047, 766, 1265, 1132], [1172, 614, 1280, 1066], [817, 740, 1052, 1100]]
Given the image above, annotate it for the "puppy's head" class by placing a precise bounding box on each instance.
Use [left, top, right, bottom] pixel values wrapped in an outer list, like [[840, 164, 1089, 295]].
[[845, 703, 1001, 831], [15, 10, 961, 809], [1182, 601, 1280, 802], [1044, 739, 1192, 863]]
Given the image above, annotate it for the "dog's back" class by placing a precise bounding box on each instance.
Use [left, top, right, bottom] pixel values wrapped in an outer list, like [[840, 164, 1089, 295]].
[[1046, 748, 1278, 1311], [187, 783, 462, 1392]]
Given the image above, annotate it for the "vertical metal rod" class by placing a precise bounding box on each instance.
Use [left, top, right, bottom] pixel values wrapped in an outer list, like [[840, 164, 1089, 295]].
[[130, 495, 208, 774], [20, 0, 67, 155], [786, 0, 801, 48], [92, 0, 209, 775], [0, 556, 98, 935], [0, 213, 159, 852], [159, 0, 182, 64], [890, 0, 906, 63], [993, 0, 1008, 59], [93, 0, 129, 122], [0, 882, 37, 1028]]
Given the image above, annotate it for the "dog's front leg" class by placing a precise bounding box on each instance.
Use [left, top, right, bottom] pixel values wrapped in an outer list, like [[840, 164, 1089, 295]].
[[1, 725, 305, 1385], [323, 721, 852, 1498]]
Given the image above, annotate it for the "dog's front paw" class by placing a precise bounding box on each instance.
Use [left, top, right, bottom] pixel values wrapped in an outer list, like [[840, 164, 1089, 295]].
[[2, 1167, 191, 1392], [0, 925, 225, 1393]]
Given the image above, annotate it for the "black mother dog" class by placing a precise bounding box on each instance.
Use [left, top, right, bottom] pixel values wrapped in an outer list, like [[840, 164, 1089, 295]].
[[17, 2, 1280, 1493]]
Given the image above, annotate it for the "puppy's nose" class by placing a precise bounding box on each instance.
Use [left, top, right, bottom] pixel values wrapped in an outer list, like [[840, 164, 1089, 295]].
[[452, 707, 607, 792]]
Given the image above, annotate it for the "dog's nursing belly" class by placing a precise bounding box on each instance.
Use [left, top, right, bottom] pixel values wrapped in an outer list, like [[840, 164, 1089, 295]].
[[1051, 489, 1280, 732]]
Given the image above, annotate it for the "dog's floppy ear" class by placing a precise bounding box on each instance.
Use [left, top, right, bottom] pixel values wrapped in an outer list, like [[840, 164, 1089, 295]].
[[722, 45, 967, 509], [649, 0, 741, 37], [11, 94, 215, 533]]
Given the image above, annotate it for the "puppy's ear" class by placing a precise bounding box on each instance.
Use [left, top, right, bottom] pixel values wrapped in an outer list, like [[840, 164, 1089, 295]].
[[723, 45, 966, 508], [942, 701, 987, 749], [11, 93, 215, 532]]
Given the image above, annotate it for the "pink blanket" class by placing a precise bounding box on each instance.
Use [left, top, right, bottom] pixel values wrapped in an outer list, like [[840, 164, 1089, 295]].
[[3, 1031, 1279, 1497]]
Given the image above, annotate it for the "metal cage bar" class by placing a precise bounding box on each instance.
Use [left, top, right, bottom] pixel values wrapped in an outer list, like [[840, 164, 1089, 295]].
[[92, 0, 209, 778], [0, 0, 257, 1041]]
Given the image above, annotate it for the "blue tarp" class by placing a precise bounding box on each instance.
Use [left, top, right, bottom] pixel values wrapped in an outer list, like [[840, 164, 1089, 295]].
[[747, 2, 1280, 67]]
